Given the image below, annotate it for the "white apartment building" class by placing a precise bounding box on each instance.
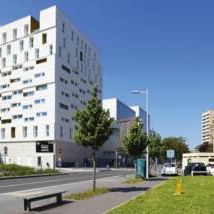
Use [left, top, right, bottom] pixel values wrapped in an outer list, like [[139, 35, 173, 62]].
[[202, 110, 214, 145], [0, 6, 102, 168]]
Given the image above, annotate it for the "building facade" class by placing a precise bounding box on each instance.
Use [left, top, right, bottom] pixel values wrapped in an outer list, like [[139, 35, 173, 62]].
[[102, 98, 149, 167], [202, 110, 214, 145], [102, 98, 137, 148], [102, 98, 149, 143], [102, 98, 135, 121], [0, 6, 102, 168], [130, 106, 149, 132]]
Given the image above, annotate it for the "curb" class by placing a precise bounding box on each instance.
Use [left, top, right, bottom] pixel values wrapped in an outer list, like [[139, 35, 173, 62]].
[[0, 172, 69, 180], [56, 168, 135, 173]]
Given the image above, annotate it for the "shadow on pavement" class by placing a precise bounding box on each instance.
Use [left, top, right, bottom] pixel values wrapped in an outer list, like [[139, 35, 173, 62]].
[[110, 186, 150, 193], [147, 177, 168, 181], [31, 200, 73, 212]]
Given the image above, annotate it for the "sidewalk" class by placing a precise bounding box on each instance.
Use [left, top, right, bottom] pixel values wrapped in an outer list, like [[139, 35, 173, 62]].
[[32, 176, 166, 214]]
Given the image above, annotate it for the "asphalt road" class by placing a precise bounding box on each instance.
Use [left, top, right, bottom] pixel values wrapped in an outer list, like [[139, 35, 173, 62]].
[[0, 170, 133, 194]]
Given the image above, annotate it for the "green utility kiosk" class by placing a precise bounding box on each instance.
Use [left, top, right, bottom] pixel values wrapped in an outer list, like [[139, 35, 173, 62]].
[[136, 159, 146, 178]]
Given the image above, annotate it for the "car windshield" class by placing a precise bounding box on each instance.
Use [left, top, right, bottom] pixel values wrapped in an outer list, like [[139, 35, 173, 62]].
[[164, 163, 175, 167]]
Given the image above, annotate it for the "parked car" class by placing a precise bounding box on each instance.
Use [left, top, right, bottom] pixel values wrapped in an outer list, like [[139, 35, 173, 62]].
[[206, 164, 214, 176], [184, 162, 207, 176], [161, 163, 178, 176]]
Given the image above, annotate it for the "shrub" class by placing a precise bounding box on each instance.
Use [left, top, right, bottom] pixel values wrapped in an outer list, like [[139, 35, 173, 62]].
[[0, 164, 35, 176], [0, 164, 58, 176]]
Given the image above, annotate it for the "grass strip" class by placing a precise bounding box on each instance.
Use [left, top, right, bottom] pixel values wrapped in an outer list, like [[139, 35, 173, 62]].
[[66, 187, 110, 200], [122, 177, 145, 185]]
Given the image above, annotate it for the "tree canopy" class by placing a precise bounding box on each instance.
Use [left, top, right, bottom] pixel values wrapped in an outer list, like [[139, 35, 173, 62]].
[[195, 143, 213, 152], [123, 117, 148, 158], [161, 137, 190, 161], [148, 131, 163, 160], [74, 86, 113, 150]]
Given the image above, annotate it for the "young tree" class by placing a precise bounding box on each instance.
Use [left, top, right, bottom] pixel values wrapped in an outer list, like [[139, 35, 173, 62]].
[[148, 131, 163, 161], [123, 117, 148, 158], [74, 86, 113, 191]]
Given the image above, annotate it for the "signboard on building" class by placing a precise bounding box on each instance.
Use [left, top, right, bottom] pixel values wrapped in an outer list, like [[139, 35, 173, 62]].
[[167, 150, 175, 159], [36, 141, 53, 153]]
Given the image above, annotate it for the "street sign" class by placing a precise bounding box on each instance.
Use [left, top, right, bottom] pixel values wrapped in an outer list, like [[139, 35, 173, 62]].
[[167, 150, 175, 158]]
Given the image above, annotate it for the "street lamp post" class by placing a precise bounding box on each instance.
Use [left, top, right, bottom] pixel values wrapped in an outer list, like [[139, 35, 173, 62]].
[[132, 89, 149, 179]]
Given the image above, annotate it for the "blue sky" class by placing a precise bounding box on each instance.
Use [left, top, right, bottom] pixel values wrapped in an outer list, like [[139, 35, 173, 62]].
[[1, 0, 214, 149]]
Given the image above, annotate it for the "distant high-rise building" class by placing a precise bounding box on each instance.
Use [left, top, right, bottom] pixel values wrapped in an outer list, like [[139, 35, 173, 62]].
[[202, 110, 214, 144]]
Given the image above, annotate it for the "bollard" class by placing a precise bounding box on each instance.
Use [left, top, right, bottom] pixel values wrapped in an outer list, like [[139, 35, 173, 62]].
[[174, 179, 184, 195]]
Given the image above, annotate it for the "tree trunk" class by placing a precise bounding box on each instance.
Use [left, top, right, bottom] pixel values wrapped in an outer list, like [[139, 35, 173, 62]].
[[92, 151, 96, 191]]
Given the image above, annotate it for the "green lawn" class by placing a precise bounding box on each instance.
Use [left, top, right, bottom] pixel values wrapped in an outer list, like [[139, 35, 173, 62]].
[[108, 177, 214, 214]]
